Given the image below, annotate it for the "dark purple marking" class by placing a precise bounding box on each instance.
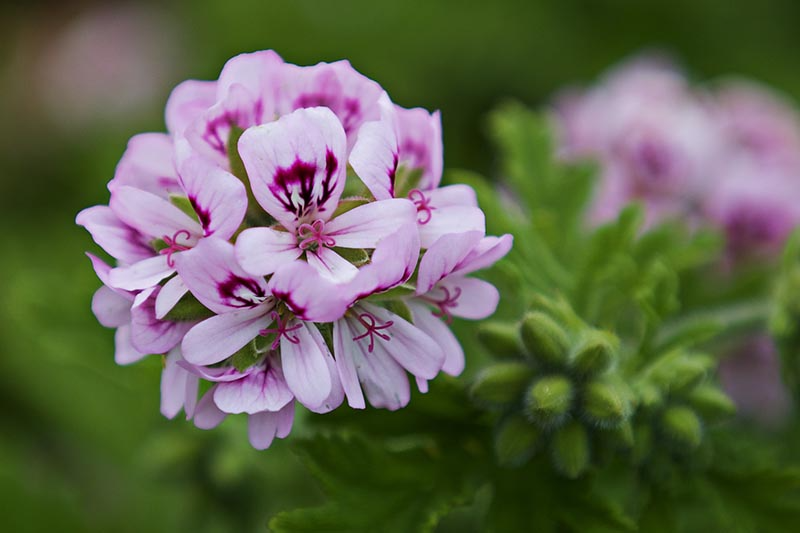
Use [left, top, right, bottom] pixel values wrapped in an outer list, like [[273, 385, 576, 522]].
[[317, 149, 339, 213], [295, 93, 336, 111], [400, 140, 427, 168], [271, 290, 308, 319], [341, 98, 361, 133], [387, 153, 399, 196], [269, 150, 339, 218], [189, 196, 212, 234], [218, 275, 267, 308]]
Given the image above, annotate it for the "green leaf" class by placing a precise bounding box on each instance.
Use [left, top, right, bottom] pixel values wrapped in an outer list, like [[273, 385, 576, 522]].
[[385, 300, 414, 325], [394, 165, 424, 198], [169, 195, 200, 221], [332, 246, 369, 266], [162, 291, 215, 322], [269, 434, 477, 533], [230, 341, 260, 372]]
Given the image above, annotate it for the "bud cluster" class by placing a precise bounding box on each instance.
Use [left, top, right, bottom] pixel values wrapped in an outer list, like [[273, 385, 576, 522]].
[[471, 296, 734, 477]]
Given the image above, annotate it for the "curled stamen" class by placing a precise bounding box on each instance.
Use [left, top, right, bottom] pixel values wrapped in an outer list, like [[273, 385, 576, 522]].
[[352, 312, 394, 353], [421, 286, 462, 324], [259, 311, 303, 351], [159, 229, 193, 268], [408, 188, 435, 225], [297, 219, 336, 250]]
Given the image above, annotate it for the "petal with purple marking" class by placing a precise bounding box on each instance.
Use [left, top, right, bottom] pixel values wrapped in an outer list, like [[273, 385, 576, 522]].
[[213, 365, 293, 414], [179, 157, 247, 239], [416, 231, 484, 295], [175, 238, 269, 314], [109, 133, 180, 198], [238, 107, 347, 229], [76, 206, 152, 264], [395, 105, 443, 190], [110, 185, 203, 240], [268, 260, 350, 322], [130, 287, 193, 354], [349, 93, 398, 200], [165, 79, 217, 138]]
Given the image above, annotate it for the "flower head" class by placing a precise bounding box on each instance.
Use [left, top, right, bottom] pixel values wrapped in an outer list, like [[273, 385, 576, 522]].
[[77, 51, 511, 448]]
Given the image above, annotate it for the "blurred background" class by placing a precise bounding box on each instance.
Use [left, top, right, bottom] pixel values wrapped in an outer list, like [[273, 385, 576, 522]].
[[2, 0, 800, 530]]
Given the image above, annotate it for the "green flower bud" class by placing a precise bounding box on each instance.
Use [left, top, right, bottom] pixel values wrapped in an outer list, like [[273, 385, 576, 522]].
[[470, 362, 535, 407], [661, 405, 703, 450], [552, 421, 590, 479], [582, 379, 632, 428], [570, 330, 617, 376], [477, 322, 523, 358], [688, 385, 736, 420], [525, 375, 574, 427], [494, 414, 541, 467], [651, 352, 713, 394], [520, 311, 570, 366]]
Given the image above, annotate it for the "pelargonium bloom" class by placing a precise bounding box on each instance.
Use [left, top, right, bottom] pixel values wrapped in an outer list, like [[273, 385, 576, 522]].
[[77, 50, 512, 449]]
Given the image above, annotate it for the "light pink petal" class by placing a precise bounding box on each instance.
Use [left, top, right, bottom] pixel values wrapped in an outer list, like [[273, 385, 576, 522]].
[[268, 260, 350, 322], [395, 105, 443, 189], [426, 184, 478, 208], [344, 225, 420, 301], [275, 402, 295, 438], [92, 286, 131, 328], [108, 254, 173, 292], [165, 79, 218, 137], [155, 275, 188, 319], [307, 344, 345, 414], [416, 231, 484, 295], [217, 50, 283, 120], [306, 247, 360, 283], [161, 349, 196, 419], [280, 321, 333, 410], [452, 234, 514, 277], [193, 388, 227, 429], [114, 325, 147, 365], [409, 301, 465, 376], [177, 361, 255, 383], [175, 238, 270, 314], [130, 287, 193, 354], [418, 205, 486, 249], [416, 377, 430, 394], [333, 319, 366, 409], [238, 107, 347, 230], [278, 62, 343, 117], [247, 409, 285, 450], [437, 277, 500, 320], [110, 185, 203, 240], [235, 227, 301, 276], [357, 303, 445, 380], [326, 198, 417, 248], [338, 315, 411, 410], [181, 305, 272, 366], [178, 157, 247, 239], [109, 133, 180, 198], [213, 365, 293, 414], [76, 206, 152, 264], [329, 60, 384, 140], [348, 94, 398, 200]]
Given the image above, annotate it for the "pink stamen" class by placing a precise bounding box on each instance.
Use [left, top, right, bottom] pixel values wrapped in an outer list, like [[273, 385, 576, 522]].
[[421, 286, 462, 324], [297, 219, 336, 250], [408, 189, 435, 225], [352, 312, 393, 353], [159, 229, 193, 268], [259, 311, 303, 351]]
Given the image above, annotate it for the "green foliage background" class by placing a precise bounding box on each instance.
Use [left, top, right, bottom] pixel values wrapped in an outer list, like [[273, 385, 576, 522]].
[[1, 1, 800, 531]]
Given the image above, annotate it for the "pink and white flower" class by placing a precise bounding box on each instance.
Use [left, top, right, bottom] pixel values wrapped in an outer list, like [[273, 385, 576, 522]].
[[78, 50, 511, 449]]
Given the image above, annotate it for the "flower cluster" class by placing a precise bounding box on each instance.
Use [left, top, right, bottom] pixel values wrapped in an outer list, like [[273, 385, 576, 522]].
[[553, 55, 800, 263], [77, 51, 512, 449]]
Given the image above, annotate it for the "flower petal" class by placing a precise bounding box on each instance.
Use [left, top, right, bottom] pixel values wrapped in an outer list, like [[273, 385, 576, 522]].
[[418, 205, 485, 249], [306, 247, 360, 282], [280, 321, 333, 410], [345, 224, 420, 301], [248, 402, 295, 450], [235, 227, 301, 277], [114, 325, 147, 365], [409, 301, 465, 376], [161, 349, 199, 419], [181, 306, 272, 366], [268, 260, 350, 322], [165, 79, 218, 137], [109, 133, 181, 199], [175, 237, 270, 314], [426, 184, 478, 208], [348, 94, 398, 200], [109, 254, 173, 292], [179, 156, 248, 239], [154, 275, 188, 320], [193, 387, 227, 429], [395, 105, 443, 190], [217, 50, 284, 120], [130, 287, 193, 354], [110, 185, 203, 240], [213, 365, 293, 414], [326, 198, 417, 248], [452, 234, 514, 277], [76, 206, 152, 264], [238, 107, 347, 229], [416, 231, 484, 295], [437, 277, 500, 320], [92, 286, 131, 328]]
